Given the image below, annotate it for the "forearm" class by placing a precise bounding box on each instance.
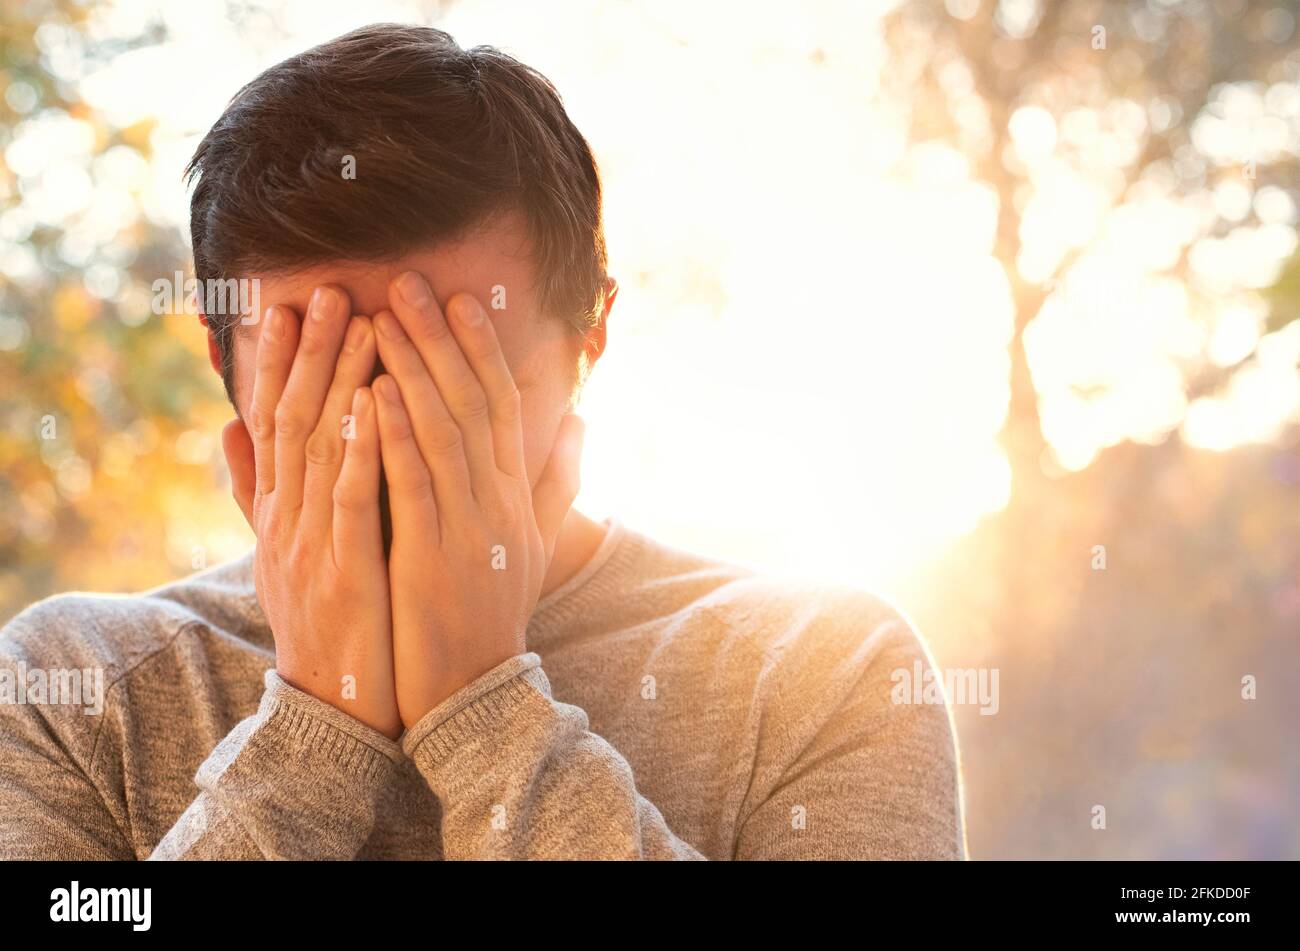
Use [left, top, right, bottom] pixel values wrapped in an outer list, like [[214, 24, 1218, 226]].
[[150, 669, 401, 860], [403, 653, 704, 860]]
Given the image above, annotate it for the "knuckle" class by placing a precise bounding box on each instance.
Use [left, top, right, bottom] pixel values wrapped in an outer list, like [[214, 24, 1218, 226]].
[[488, 493, 519, 529], [426, 420, 464, 455], [274, 405, 308, 442], [247, 406, 276, 442], [332, 482, 367, 513], [287, 548, 315, 581], [444, 519, 475, 550], [451, 384, 489, 421], [260, 506, 286, 541], [392, 469, 435, 500], [389, 406, 417, 441], [304, 427, 341, 467], [492, 389, 522, 424]]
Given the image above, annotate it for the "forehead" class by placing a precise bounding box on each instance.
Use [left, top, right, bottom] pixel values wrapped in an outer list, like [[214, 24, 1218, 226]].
[[228, 210, 563, 400], [237, 210, 536, 332]]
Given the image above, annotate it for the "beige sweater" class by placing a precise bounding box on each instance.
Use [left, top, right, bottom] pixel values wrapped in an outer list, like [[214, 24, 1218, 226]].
[[0, 519, 965, 859]]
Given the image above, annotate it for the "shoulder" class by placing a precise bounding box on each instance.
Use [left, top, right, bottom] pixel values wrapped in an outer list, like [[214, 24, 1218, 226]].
[[627, 536, 965, 856], [0, 553, 263, 771], [0, 551, 262, 681], [710, 572, 924, 667], [630, 530, 932, 680], [706, 574, 950, 738], [622, 529, 953, 728]]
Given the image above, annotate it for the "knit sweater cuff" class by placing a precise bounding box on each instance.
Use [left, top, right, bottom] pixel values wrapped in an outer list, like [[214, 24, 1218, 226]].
[[400, 652, 547, 770], [258, 668, 403, 783]]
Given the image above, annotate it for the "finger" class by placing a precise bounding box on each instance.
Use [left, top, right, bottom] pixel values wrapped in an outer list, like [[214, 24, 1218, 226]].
[[301, 316, 377, 541], [387, 271, 498, 493], [221, 418, 255, 528], [273, 284, 351, 514], [532, 413, 584, 560], [373, 374, 440, 544], [373, 309, 472, 512], [247, 305, 300, 500], [332, 386, 384, 570], [445, 292, 525, 479]]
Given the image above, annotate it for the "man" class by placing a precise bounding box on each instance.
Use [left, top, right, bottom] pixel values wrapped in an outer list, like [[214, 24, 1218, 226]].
[[0, 23, 964, 859]]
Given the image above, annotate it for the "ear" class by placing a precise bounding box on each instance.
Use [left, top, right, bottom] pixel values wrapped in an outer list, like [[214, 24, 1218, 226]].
[[221, 418, 255, 528], [198, 308, 223, 375], [581, 276, 617, 367]]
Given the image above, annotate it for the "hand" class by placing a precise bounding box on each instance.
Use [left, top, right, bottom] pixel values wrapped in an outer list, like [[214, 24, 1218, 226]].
[[370, 271, 583, 727], [222, 286, 402, 739]]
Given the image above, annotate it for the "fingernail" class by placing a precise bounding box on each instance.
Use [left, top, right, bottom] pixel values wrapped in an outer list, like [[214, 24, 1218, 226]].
[[344, 318, 368, 353], [311, 286, 342, 321], [397, 272, 432, 308], [453, 296, 484, 326], [376, 375, 400, 402], [375, 311, 404, 341], [263, 307, 282, 341]]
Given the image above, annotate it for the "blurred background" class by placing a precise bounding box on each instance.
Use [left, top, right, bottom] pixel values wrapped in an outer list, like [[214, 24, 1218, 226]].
[[1, 0, 1297, 858]]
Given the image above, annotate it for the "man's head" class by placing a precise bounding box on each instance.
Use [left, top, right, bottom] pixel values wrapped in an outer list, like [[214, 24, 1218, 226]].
[[187, 23, 613, 485]]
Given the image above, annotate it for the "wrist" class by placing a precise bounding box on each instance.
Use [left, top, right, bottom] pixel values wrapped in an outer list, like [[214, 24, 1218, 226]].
[[400, 645, 525, 728], [401, 652, 546, 769], [276, 663, 403, 740], [260, 669, 405, 777]]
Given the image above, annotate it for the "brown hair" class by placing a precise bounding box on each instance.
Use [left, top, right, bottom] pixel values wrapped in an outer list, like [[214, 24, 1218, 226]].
[[186, 23, 608, 401]]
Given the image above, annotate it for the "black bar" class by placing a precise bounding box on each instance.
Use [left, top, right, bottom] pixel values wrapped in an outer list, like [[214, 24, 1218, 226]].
[[0, 859, 1287, 938]]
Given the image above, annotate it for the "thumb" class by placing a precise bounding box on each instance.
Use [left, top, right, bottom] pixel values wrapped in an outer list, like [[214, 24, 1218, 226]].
[[532, 413, 584, 559], [221, 418, 256, 528]]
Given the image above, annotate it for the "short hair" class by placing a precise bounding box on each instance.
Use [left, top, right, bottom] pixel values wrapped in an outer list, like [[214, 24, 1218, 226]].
[[186, 23, 608, 401]]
